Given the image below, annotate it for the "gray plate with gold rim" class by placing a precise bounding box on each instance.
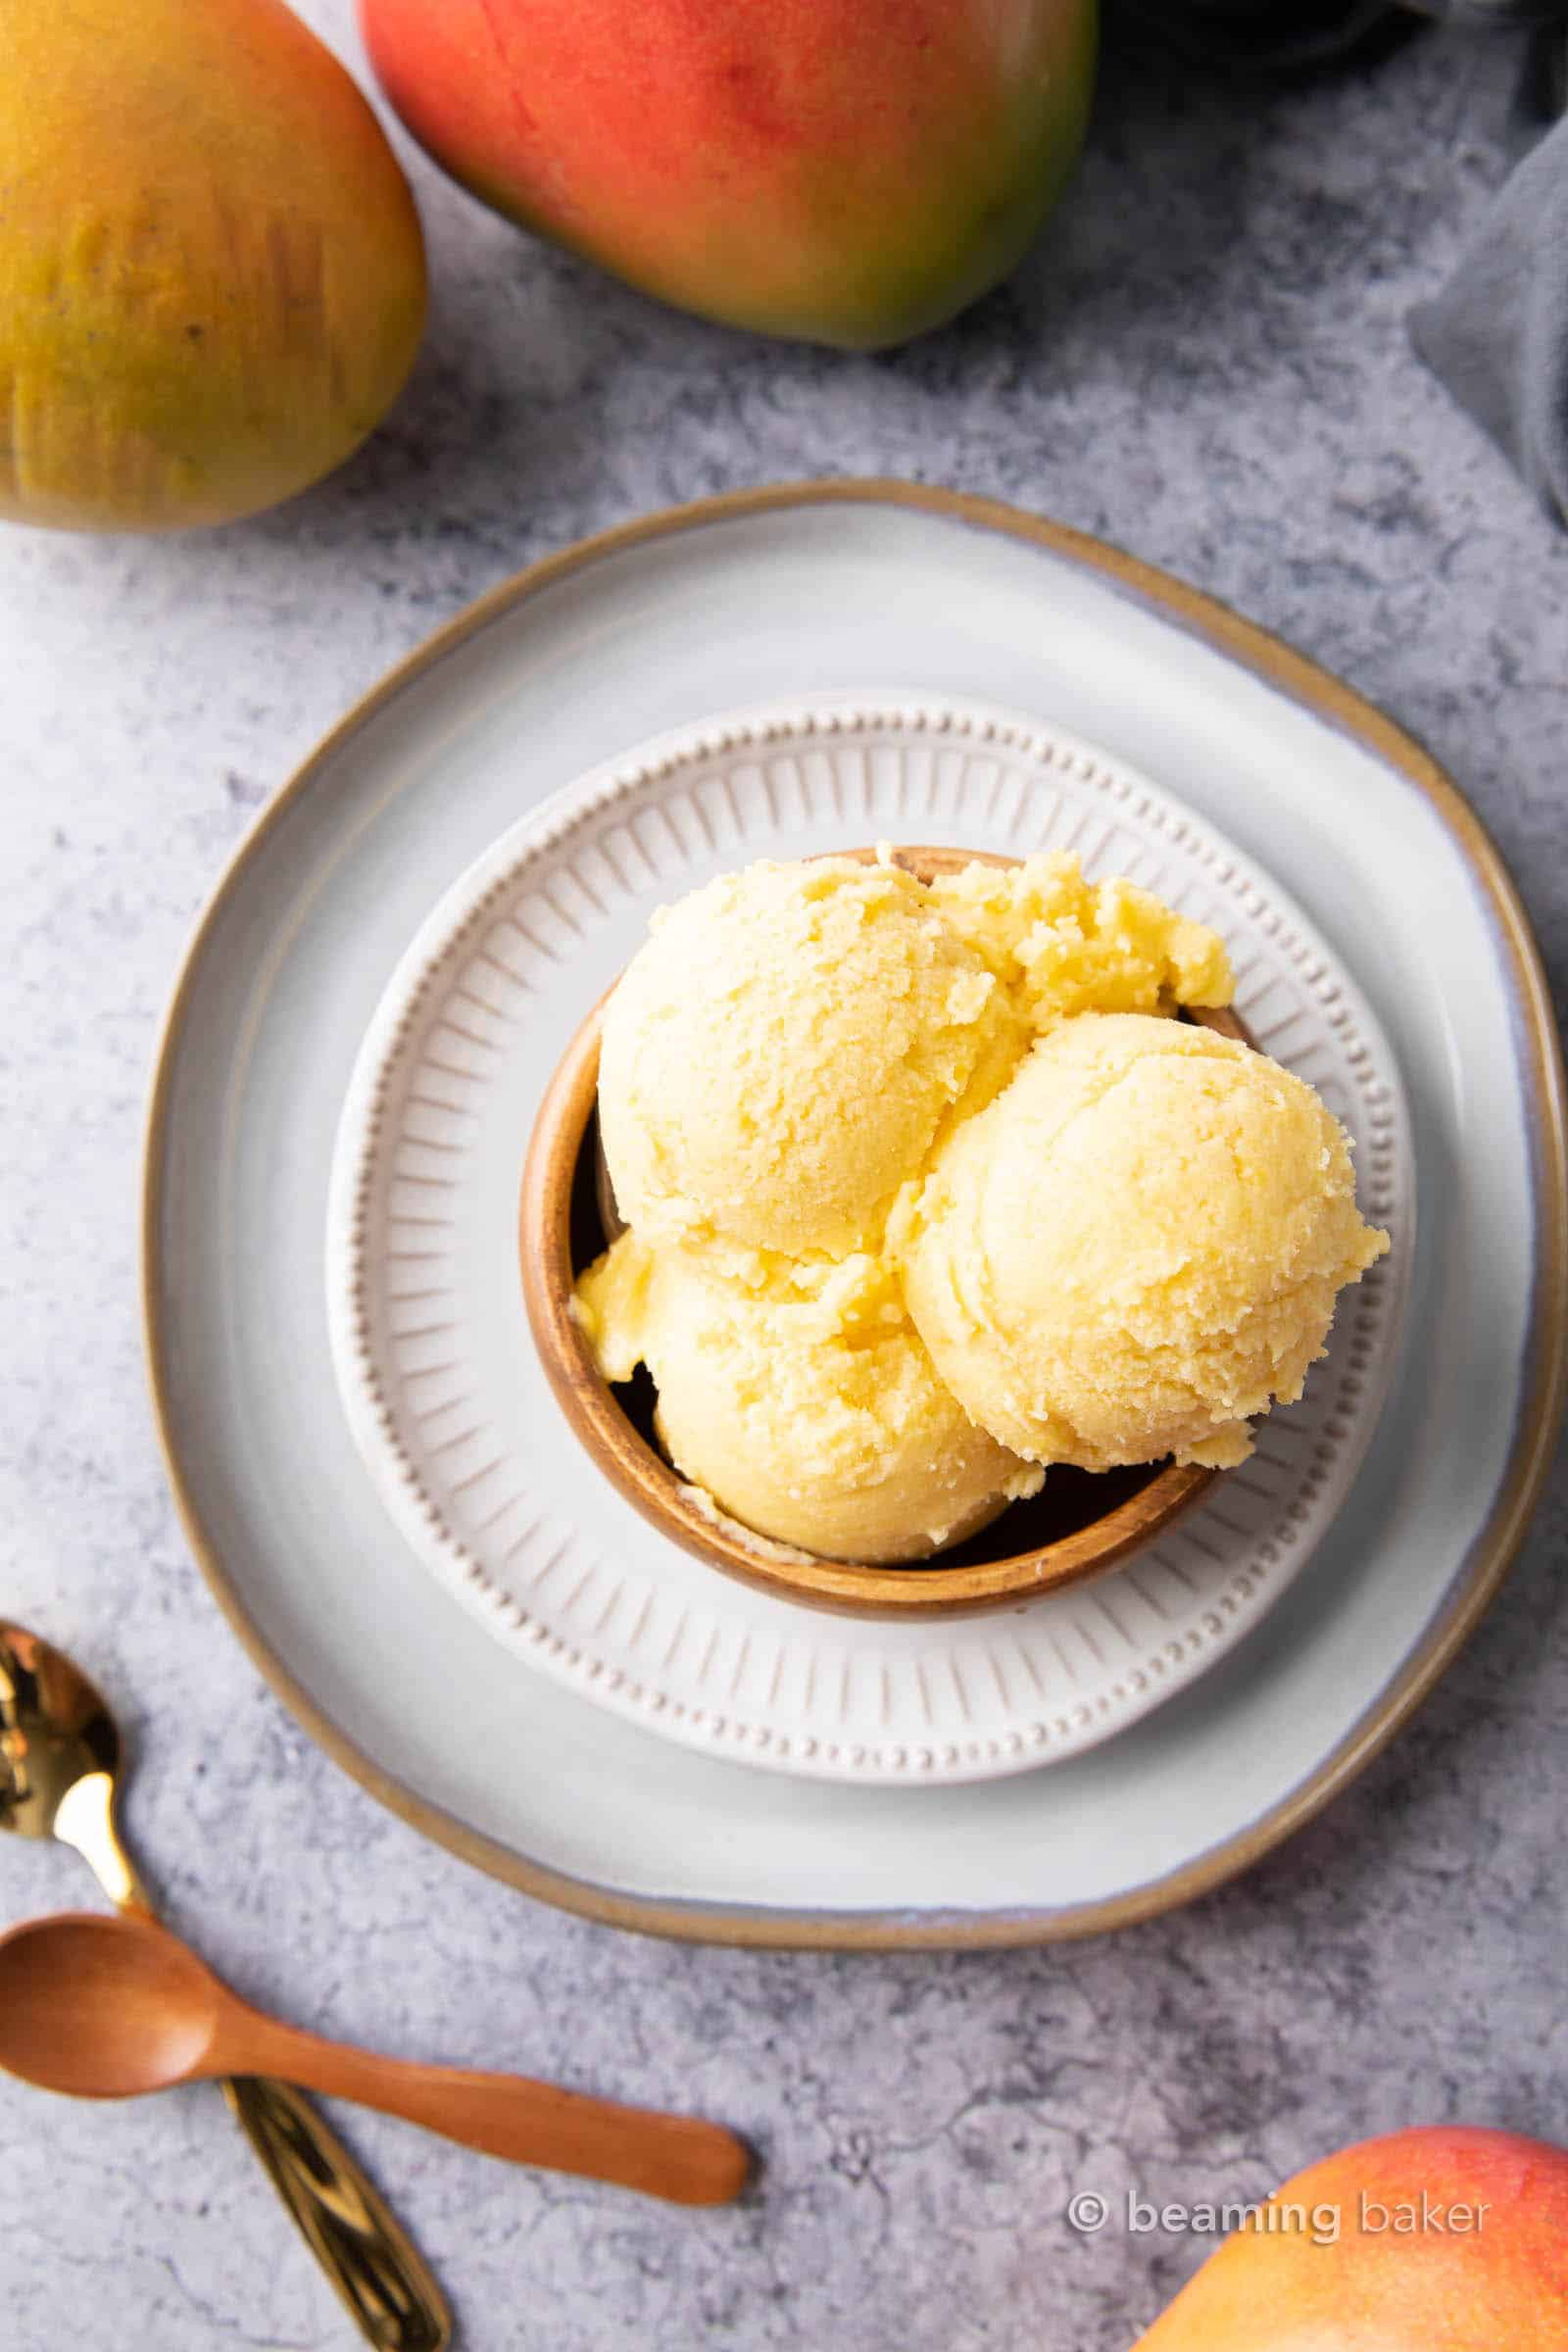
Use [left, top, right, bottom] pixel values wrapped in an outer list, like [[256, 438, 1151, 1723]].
[[143, 483, 1566, 1948]]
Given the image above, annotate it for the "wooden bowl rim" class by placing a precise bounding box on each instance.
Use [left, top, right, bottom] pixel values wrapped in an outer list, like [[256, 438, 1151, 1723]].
[[519, 845, 1244, 1621]]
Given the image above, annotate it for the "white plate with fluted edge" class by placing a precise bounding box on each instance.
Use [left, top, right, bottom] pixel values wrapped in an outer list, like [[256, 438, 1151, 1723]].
[[144, 485, 1564, 1946], [325, 693, 1412, 1787]]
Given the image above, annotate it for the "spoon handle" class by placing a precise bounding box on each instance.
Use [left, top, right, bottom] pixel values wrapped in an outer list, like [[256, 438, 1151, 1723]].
[[234, 2017, 752, 2207], [222, 2076, 449, 2352], [66, 1780, 451, 2351]]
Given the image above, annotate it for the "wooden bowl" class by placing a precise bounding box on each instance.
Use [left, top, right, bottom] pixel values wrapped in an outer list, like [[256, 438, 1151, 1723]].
[[519, 847, 1249, 1621]]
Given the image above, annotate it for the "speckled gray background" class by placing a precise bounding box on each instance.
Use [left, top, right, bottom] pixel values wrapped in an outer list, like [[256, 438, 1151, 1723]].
[[3, 7, 1566, 2347]]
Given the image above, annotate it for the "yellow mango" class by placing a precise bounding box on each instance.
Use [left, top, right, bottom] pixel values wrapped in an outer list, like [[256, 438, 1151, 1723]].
[[0, 0, 426, 531]]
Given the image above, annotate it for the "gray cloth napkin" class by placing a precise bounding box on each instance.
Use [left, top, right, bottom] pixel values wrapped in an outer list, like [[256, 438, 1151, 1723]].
[[1111, 1, 1563, 73], [1411, 113, 1568, 521], [1114, 3, 1568, 524], [1401, 1, 1561, 17]]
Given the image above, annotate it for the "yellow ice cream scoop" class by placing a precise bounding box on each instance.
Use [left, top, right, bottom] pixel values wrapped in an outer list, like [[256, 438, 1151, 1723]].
[[575, 1237, 1041, 1564], [597, 854, 1022, 1259], [898, 1012, 1389, 1472], [930, 851, 1234, 1024]]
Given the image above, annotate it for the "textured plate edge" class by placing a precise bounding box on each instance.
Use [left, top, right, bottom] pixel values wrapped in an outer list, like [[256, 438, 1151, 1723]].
[[322, 687, 1414, 1787], [139, 478, 1568, 1949]]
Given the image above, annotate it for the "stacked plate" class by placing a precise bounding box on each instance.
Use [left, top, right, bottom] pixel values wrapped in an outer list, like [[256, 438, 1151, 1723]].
[[143, 486, 1564, 1948]]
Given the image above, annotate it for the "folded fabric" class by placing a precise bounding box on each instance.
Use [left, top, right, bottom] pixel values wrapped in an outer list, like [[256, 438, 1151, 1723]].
[[1109, 4, 1568, 525], [1400, 1, 1564, 18], [1111, 0, 1565, 71], [1107, 1, 1408, 70], [1410, 109, 1568, 522]]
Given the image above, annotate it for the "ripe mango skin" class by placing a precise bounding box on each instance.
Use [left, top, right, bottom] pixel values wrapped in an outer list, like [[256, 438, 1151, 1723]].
[[360, 0, 1096, 351], [1, 0, 426, 532], [1136, 2128, 1568, 2352]]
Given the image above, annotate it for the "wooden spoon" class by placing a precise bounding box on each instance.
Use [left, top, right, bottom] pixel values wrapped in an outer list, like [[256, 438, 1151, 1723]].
[[0, 1911, 752, 2207]]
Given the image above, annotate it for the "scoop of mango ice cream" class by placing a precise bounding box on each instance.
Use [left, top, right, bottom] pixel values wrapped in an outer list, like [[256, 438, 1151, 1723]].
[[597, 856, 1023, 1260], [931, 853, 1234, 1026], [898, 1012, 1389, 1472], [574, 1234, 1043, 1563]]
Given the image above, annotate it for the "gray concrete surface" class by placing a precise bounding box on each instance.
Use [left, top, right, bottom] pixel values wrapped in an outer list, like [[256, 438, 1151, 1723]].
[[3, 8, 1565, 2346]]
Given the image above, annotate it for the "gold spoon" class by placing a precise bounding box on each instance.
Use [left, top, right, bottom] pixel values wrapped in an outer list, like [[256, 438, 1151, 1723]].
[[0, 1620, 450, 2351], [0, 1910, 752, 2205]]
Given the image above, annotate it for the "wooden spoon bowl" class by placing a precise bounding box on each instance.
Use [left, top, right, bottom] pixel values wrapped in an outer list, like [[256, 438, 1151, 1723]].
[[520, 846, 1249, 1621]]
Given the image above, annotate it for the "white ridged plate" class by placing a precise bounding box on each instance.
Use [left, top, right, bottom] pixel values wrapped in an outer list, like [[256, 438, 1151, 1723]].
[[326, 693, 1411, 1786]]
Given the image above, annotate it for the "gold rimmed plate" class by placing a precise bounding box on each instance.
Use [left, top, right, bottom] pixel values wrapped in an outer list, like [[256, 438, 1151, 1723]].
[[143, 483, 1564, 1946]]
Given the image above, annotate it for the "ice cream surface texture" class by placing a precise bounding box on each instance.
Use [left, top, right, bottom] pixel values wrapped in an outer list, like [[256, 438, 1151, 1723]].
[[596, 850, 1233, 1264], [597, 856, 1021, 1260], [899, 1012, 1389, 1472], [571, 850, 1382, 1561], [575, 1238, 1042, 1562], [931, 855, 1233, 1025]]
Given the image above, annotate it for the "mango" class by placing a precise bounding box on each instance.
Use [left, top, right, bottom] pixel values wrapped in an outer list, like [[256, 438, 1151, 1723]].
[[1135, 2127, 1568, 2351], [360, 0, 1096, 350], [0, 0, 426, 532]]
